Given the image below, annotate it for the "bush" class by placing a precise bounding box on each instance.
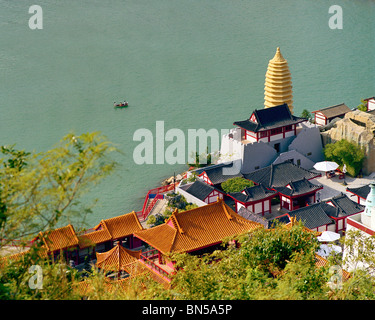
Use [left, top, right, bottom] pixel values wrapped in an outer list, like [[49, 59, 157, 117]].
[[324, 139, 365, 176], [221, 177, 254, 193]]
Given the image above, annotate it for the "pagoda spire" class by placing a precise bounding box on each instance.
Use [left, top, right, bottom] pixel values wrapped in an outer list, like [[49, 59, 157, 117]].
[[264, 47, 294, 114]]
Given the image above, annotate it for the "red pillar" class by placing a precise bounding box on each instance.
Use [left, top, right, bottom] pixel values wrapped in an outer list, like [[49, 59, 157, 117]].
[[261, 201, 264, 216]]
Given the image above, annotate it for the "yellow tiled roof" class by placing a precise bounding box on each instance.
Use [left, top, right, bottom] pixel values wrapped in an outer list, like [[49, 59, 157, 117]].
[[99, 211, 143, 240], [40, 224, 79, 253], [78, 227, 112, 249], [135, 199, 261, 254]]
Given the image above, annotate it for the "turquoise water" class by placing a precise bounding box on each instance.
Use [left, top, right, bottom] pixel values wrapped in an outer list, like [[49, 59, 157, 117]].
[[1, 0, 374, 226]]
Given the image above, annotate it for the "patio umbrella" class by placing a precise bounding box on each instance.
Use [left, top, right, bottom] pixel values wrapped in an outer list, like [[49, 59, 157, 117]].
[[313, 161, 339, 172], [317, 231, 341, 242], [317, 244, 342, 257]]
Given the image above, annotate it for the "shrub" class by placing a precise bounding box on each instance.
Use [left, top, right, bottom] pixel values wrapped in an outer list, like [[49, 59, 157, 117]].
[[324, 139, 365, 176], [221, 177, 254, 193]]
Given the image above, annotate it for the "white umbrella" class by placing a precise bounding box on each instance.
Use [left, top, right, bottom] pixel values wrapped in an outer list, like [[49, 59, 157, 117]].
[[317, 244, 342, 257], [317, 231, 341, 242], [313, 161, 339, 172]]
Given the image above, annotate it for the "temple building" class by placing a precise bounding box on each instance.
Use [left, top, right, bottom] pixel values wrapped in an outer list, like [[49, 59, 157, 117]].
[[347, 184, 371, 205], [176, 179, 225, 206], [227, 184, 278, 215], [134, 199, 261, 281], [275, 178, 323, 211], [311, 103, 351, 127], [264, 47, 293, 113], [219, 48, 324, 173], [233, 103, 305, 151]]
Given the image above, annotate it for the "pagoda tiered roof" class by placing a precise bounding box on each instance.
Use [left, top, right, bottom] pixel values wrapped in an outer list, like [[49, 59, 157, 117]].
[[96, 244, 142, 273], [264, 47, 294, 113]]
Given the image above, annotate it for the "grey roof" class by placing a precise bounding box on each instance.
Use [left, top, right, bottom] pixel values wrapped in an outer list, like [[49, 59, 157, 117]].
[[228, 184, 277, 203], [233, 103, 305, 133], [243, 160, 321, 188], [195, 162, 243, 185], [267, 213, 292, 228], [286, 193, 364, 230], [287, 203, 334, 230], [184, 180, 219, 201], [238, 207, 269, 228], [312, 103, 351, 119], [274, 178, 323, 197], [347, 184, 370, 200], [324, 193, 365, 218]]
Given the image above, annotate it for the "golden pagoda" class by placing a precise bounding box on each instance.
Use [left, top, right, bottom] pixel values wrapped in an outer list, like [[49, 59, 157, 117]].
[[264, 47, 293, 113]]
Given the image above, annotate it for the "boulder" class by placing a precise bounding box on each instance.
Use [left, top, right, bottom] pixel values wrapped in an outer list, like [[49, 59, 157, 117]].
[[321, 110, 375, 175]]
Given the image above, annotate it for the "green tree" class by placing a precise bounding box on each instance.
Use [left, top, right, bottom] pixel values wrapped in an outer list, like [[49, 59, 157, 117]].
[[357, 99, 368, 112], [156, 222, 330, 300], [221, 177, 254, 193], [301, 109, 311, 120], [0, 132, 118, 243], [324, 139, 365, 176]]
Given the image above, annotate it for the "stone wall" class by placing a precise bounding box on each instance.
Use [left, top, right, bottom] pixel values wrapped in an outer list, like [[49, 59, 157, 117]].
[[321, 110, 375, 175]]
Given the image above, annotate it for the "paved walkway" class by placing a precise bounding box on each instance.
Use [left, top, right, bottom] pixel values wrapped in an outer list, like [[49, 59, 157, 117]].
[[141, 199, 169, 229], [309, 169, 374, 202]]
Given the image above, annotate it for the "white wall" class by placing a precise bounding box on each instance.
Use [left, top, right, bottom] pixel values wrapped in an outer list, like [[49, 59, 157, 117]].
[[368, 98, 375, 111], [236, 202, 245, 212], [254, 202, 262, 214], [315, 112, 327, 126], [219, 132, 244, 163]]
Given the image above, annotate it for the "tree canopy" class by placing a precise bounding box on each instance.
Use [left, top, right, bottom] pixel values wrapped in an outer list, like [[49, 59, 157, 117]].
[[0, 132, 118, 243], [324, 139, 365, 176]]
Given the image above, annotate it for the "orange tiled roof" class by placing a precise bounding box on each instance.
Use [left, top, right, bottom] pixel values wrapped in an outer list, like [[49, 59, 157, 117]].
[[78, 227, 112, 249], [39, 224, 79, 253], [135, 199, 261, 254], [98, 211, 143, 240], [315, 254, 350, 280], [76, 269, 170, 297], [96, 244, 142, 272]]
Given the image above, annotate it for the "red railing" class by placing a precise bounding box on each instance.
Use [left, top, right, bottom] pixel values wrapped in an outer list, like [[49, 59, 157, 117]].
[[143, 194, 163, 219], [139, 249, 171, 281], [0, 238, 33, 248], [137, 183, 178, 221]]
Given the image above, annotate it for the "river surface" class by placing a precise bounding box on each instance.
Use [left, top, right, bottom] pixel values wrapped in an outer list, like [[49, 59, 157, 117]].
[[1, 0, 374, 226]]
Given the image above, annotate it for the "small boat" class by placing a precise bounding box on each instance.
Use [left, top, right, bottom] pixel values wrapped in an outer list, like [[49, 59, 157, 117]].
[[114, 101, 129, 108]]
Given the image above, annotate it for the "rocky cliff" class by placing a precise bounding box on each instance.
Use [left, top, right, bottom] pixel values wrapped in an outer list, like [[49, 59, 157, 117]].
[[321, 110, 375, 175]]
